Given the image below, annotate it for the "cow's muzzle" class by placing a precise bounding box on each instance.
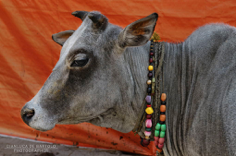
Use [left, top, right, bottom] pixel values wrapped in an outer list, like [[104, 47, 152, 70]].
[[21, 106, 35, 125]]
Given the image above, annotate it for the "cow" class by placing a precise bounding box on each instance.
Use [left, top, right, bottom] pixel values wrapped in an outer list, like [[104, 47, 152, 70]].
[[21, 11, 236, 156]]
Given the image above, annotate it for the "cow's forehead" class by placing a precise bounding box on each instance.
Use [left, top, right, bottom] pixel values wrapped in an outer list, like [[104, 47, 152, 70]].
[[53, 16, 122, 71], [61, 19, 94, 55], [61, 16, 120, 54]]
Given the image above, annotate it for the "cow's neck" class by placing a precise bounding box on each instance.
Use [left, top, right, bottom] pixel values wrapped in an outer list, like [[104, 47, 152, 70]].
[[125, 41, 185, 155], [162, 42, 185, 155]]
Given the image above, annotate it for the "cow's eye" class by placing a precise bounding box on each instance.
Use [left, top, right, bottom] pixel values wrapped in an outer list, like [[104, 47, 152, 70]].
[[71, 57, 89, 67]]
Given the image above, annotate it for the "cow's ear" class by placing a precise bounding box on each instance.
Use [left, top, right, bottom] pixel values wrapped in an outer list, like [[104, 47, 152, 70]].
[[118, 13, 158, 48], [52, 30, 75, 46]]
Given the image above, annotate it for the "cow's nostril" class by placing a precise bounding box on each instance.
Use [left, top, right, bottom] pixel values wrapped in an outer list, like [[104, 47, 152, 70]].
[[21, 108, 35, 125]]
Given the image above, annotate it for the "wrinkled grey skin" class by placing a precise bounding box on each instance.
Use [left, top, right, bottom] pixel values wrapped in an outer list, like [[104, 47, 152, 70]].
[[21, 11, 236, 156]]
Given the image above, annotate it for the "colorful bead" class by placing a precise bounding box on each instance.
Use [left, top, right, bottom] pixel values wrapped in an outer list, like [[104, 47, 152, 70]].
[[146, 114, 152, 119], [161, 93, 167, 101], [145, 95, 151, 103], [160, 114, 166, 121], [144, 131, 151, 137], [154, 136, 160, 146], [154, 139, 159, 146], [148, 72, 153, 77], [155, 123, 161, 130], [152, 77, 155, 83], [160, 131, 165, 138], [154, 130, 160, 137], [145, 107, 154, 114], [159, 138, 165, 144], [145, 119, 152, 128], [145, 136, 150, 140], [149, 58, 153, 63], [148, 65, 153, 71], [154, 137, 159, 146], [158, 143, 164, 149], [147, 80, 152, 85], [161, 124, 166, 131], [154, 136, 159, 142], [145, 127, 152, 131], [144, 38, 167, 151], [142, 139, 150, 146], [160, 105, 166, 112]]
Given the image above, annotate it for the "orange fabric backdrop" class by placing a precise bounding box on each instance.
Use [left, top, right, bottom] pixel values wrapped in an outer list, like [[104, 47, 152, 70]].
[[0, 0, 236, 155]]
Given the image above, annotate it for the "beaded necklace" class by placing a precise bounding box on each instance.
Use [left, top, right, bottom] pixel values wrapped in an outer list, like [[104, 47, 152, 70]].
[[134, 33, 166, 154]]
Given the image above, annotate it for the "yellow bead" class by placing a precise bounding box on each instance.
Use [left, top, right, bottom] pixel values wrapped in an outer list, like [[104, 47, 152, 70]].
[[145, 107, 154, 114], [147, 80, 152, 85], [148, 65, 153, 71], [145, 136, 150, 140]]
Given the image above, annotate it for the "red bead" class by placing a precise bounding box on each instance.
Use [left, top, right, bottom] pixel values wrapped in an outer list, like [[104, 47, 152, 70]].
[[143, 139, 150, 145], [159, 138, 165, 144], [150, 52, 154, 56], [158, 143, 164, 149], [146, 104, 151, 107], [154, 136, 159, 146], [149, 58, 153, 63], [146, 114, 152, 119], [154, 136, 159, 142], [155, 140, 159, 146]]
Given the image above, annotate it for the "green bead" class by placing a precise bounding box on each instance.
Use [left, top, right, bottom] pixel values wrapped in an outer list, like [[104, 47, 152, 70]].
[[152, 77, 155, 83], [160, 131, 165, 138], [161, 124, 166, 132], [145, 127, 152, 131], [154, 130, 160, 137], [155, 123, 161, 130]]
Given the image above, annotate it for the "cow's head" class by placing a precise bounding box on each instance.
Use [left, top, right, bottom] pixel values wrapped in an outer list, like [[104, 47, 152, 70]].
[[21, 11, 158, 133]]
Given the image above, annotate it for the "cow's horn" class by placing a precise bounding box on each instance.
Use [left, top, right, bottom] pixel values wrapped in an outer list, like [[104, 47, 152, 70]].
[[88, 12, 108, 29], [71, 11, 88, 21]]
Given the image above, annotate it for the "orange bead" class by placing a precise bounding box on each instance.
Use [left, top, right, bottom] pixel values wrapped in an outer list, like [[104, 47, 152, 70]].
[[160, 115, 166, 122], [161, 93, 167, 101], [160, 105, 166, 112]]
